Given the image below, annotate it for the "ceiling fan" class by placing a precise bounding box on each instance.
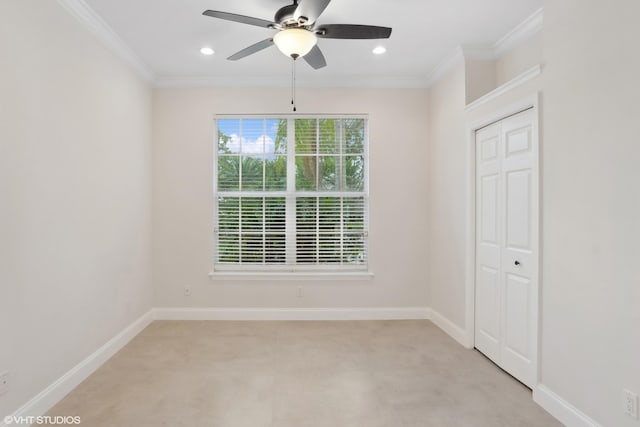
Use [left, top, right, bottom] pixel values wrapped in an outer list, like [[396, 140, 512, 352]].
[[202, 0, 392, 70]]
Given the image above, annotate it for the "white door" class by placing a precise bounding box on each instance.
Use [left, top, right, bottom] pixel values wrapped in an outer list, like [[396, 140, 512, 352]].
[[474, 108, 538, 388]]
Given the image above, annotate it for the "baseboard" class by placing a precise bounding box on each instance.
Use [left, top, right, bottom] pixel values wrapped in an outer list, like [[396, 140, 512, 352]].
[[533, 385, 602, 427], [154, 307, 473, 347], [153, 306, 431, 321], [427, 308, 470, 347], [1, 309, 155, 426]]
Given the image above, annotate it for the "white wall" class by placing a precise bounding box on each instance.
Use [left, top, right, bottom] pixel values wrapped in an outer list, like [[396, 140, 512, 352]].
[[426, 64, 468, 327], [495, 32, 543, 86], [465, 32, 543, 105], [465, 60, 497, 105], [0, 0, 153, 418], [152, 87, 429, 308], [540, 1, 640, 425]]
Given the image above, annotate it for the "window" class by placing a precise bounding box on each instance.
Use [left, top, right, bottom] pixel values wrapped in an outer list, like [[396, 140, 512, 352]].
[[214, 116, 369, 272]]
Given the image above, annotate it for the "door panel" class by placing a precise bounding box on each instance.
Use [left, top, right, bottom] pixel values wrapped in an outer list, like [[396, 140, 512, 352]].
[[474, 123, 501, 363], [481, 175, 499, 244], [501, 272, 534, 386], [505, 126, 531, 156], [505, 169, 531, 250], [500, 110, 536, 388], [481, 137, 498, 161], [476, 265, 500, 360], [504, 273, 531, 359]]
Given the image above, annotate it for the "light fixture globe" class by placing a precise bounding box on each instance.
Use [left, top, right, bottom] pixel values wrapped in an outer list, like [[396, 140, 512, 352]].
[[273, 28, 317, 58]]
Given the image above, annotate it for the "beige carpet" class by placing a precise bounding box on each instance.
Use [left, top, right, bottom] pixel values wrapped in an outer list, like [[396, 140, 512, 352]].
[[45, 320, 560, 426]]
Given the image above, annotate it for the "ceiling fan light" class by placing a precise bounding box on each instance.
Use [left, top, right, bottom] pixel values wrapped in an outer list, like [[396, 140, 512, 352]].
[[273, 28, 317, 58]]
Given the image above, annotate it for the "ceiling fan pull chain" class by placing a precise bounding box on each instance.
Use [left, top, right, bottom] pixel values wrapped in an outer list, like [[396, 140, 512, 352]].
[[291, 57, 297, 112]]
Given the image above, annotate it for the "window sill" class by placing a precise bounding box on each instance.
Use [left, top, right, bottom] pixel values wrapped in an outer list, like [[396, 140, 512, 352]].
[[208, 271, 375, 282]]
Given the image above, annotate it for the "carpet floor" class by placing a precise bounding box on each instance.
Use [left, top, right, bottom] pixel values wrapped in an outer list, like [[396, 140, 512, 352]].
[[45, 320, 561, 426]]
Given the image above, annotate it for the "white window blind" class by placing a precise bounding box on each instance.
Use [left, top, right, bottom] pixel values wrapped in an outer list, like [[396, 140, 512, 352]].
[[214, 116, 368, 272]]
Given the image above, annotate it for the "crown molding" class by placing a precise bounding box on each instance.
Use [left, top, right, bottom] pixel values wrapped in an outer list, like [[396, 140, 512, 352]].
[[493, 7, 543, 58], [426, 7, 543, 88], [56, 0, 155, 82], [424, 46, 466, 87], [154, 75, 431, 89], [464, 7, 543, 62], [154, 76, 289, 88]]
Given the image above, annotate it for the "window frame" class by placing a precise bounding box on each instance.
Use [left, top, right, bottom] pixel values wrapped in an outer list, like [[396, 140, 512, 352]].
[[211, 114, 371, 278]]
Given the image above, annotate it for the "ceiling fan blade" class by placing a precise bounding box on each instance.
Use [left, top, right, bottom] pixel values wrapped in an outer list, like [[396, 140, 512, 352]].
[[203, 10, 275, 29], [228, 39, 275, 61], [303, 45, 327, 69], [293, 0, 332, 25], [316, 24, 392, 39]]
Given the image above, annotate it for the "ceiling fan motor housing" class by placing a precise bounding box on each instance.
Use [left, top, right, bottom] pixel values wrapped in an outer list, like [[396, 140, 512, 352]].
[[275, 3, 305, 26]]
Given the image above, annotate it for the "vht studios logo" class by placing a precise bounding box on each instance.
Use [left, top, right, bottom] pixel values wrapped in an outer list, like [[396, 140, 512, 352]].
[[4, 415, 81, 425]]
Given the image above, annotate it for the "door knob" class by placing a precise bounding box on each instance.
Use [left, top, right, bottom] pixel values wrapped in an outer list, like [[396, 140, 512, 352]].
[[514, 260, 521, 266]]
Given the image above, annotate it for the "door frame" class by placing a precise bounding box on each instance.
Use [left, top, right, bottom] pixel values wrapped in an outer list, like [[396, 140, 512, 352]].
[[464, 93, 541, 386]]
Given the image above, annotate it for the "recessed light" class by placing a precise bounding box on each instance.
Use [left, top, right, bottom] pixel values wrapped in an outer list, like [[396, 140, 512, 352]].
[[200, 47, 215, 55], [372, 46, 386, 55]]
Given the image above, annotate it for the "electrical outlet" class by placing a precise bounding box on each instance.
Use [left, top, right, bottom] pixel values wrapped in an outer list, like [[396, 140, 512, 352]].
[[184, 287, 192, 296], [624, 389, 638, 419], [297, 286, 302, 298], [0, 371, 9, 395]]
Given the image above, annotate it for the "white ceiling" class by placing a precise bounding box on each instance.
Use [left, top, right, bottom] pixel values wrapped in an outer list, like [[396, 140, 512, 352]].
[[83, 0, 542, 86]]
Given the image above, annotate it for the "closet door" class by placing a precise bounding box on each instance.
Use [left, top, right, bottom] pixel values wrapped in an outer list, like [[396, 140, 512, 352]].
[[474, 109, 537, 388]]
